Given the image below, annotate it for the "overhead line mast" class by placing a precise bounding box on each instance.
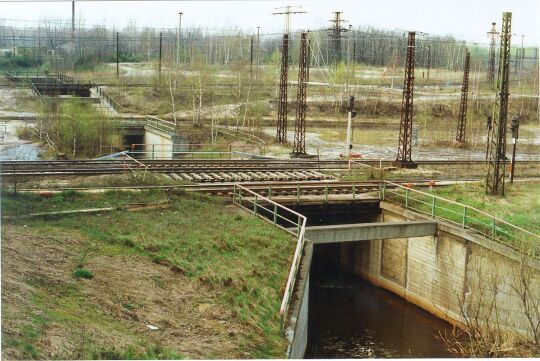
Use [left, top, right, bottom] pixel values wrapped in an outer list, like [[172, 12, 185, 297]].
[[272, 6, 306, 143]]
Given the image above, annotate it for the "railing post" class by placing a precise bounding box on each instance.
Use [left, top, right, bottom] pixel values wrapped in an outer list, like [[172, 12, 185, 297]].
[[254, 195, 258, 214], [297, 185, 300, 203], [352, 184, 356, 200], [297, 216, 301, 235], [273, 203, 278, 224], [268, 185, 272, 200], [233, 184, 237, 204], [405, 188, 409, 207], [491, 219, 496, 238], [462, 206, 467, 228], [382, 182, 386, 200], [431, 197, 436, 218]]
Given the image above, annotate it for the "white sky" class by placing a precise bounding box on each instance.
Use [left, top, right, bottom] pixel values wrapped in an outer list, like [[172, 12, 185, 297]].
[[2, 0, 540, 45]]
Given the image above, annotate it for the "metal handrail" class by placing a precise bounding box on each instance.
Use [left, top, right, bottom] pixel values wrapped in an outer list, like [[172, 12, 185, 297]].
[[381, 180, 540, 252], [145, 115, 176, 134], [232, 184, 307, 328]]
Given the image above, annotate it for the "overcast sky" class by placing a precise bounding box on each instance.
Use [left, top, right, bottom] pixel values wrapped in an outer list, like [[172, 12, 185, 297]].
[[2, 0, 540, 45]]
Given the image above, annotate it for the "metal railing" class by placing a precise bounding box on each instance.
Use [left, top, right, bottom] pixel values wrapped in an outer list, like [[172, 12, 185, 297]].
[[145, 115, 176, 134], [94, 83, 121, 111], [27, 125, 56, 151], [232, 184, 307, 327], [120, 152, 149, 181], [381, 181, 540, 254]]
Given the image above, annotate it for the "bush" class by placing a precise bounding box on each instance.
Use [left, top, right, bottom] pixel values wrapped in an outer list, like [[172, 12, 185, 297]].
[[73, 268, 93, 279]]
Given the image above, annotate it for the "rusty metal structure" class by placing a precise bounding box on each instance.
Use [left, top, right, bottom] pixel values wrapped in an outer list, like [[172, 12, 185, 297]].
[[487, 22, 498, 88], [292, 32, 309, 156], [328, 11, 348, 64], [486, 12, 512, 195], [395, 31, 417, 167], [456, 51, 471, 143], [276, 34, 289, 143]]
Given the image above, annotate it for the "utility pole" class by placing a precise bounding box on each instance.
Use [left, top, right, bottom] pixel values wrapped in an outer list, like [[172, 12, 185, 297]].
[[345, 95, 357, 158], [426, 45, 431, 81], [456, 51, 470, 143], [486, 12, 512, 196], [327, 11, 348, 65], [250, 36, 254, 82], [176, 12, 183, 89], [518, 34, 524, 86], [487, 22, 498, 88], [510, 116, 519, 183], [273, 6, 306, 143], [276, 34, 290, 143], [71, 1, 75, 43], [158, 31, 162, 89], [256, 26, 260, 80], [116, 32, 119, 80], [292, 32, 309, 156], [395, 31, 417, 168]]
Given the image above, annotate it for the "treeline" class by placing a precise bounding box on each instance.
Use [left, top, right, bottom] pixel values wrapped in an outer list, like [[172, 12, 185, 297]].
[[1, 20, 538, 71]]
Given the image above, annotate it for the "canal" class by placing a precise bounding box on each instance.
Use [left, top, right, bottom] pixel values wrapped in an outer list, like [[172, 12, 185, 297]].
[[305, 243, 455, 358]]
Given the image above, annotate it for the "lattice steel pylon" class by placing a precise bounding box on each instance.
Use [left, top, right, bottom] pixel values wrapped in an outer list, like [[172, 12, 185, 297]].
[[487, 22, 499, 88], [395, 31, 417, 167], [292, 32, 309, 156], [456, 51, 471, 143], [486, 12, 512, 196], [276, 34, 289, 143], [328, 11, 348, 65]]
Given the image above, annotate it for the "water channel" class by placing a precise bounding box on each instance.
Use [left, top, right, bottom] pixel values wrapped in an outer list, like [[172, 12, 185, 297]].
[[305, 244, 455, 358]]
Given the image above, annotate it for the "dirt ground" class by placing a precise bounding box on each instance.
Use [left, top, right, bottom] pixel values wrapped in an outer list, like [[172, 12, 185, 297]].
[[1, 224, 256, 360]]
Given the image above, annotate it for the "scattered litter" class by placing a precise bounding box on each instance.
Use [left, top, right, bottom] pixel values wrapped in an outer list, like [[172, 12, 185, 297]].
[[146, 324, 159, 330]]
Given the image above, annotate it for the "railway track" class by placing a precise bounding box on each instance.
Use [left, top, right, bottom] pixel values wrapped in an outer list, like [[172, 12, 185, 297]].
[[1, 158, 539, 177]]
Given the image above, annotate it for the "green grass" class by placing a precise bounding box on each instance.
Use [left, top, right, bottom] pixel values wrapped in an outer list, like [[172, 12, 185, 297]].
[[385, 181, 540, 248], [73, 268, 94, 279], [3, 190, 294, 358]]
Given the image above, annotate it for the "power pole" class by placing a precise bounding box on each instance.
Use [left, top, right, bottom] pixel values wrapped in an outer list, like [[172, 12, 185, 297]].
[[456, 51, 470, 143], [256, 26, 260, 80], [158, 31, 162, 89], [426, 45, 431, 81], [327, 11, 348, 65], [518, 35, 524, 86], [273, 6, 306, 143], [276, 34, 289, 143], [116, 32, 119, 80], [395, 31, 417, 168], [250, 36, 254, 82], [292, 32, 309, 156], [71, 1, 75, 43], [486, 12, 512, 196], [487, 22, 498, 88], [175, 12, 183, 89]]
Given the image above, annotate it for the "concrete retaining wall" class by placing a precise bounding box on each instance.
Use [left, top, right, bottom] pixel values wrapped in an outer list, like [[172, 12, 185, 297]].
[[338, 201, 540, 338]]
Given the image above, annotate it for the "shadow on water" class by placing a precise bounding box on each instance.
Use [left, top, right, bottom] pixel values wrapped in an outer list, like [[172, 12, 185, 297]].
[[305, 244, 455, 358]]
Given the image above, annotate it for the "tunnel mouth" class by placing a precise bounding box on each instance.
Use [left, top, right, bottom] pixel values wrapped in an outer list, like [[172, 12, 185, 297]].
[[305, 242, 454, 358]]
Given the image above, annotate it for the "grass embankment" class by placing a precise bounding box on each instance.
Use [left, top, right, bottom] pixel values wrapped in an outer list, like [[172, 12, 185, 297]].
[[2, 190, 294, 359]]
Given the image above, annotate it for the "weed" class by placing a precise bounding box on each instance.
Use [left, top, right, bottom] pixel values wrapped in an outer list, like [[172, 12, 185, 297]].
[[122, 303, 135, 311], [73, 268, 93, 280]]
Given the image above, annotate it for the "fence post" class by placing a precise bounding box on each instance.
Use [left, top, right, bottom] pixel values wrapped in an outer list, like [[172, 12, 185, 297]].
[[273, 203, 278, 224], [352, 184, 356, 200], [233, 184, 237, 204], [254, 195, 258, 214], [491, 218, 496, 238], [405, 188, 409, 207], [297, 216, 301, 235], [462, 206, 467, 228], [431, 197, 436, 218], [268, 185, 272, 200]]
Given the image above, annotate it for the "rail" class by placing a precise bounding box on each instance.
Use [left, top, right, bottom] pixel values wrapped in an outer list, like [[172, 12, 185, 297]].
[[145, 115, 176, 134], [381, 181, 540, 255], [128, 143, 264, 160], [232, 184, 307, 328]]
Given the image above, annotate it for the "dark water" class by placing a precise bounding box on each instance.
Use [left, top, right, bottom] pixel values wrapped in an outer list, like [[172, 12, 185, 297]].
[[305, 250, 455, 358]]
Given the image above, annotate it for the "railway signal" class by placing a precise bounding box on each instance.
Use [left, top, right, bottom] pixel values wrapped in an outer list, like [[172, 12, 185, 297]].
[[345, 95, 357, 158]]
